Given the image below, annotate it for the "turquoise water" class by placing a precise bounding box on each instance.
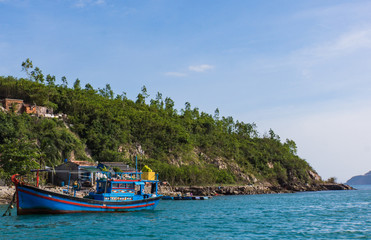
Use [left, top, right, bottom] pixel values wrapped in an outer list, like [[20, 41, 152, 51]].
[[1, 186, 370, 239]]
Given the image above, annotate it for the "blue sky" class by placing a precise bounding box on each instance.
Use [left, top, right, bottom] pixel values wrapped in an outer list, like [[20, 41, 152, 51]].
[[1, 0, 371, 182]]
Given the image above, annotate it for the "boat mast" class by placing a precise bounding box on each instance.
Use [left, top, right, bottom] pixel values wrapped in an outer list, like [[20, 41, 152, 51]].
[[135, 155, 138, 179]]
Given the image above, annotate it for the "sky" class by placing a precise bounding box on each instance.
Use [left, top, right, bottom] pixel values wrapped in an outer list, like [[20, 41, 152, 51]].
[[1, 0, 371, 182]]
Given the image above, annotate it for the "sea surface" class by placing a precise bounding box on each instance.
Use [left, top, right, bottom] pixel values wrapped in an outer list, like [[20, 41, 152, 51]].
[[1, 186, 370, 239]]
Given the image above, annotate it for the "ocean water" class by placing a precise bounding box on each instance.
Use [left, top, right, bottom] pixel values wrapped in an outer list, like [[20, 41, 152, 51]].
[[1, 186, 370, 240]]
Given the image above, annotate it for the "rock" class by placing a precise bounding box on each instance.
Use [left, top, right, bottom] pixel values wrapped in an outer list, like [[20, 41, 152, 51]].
[[162, 182, 353, 197], [0, 186, 16, 204], [322, 183, 354, 190], [308, 170, 322, 181]]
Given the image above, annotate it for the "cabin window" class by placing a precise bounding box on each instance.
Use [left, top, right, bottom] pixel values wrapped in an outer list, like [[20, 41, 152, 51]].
[[121, 183, 134, 189], [97, 182, 105, 193], [110, 182, 135, 189], [97, 181, 111, 193]]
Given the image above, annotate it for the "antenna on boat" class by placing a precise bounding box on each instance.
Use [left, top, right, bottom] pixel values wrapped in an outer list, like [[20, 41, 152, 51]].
[[135, 155, 138, 179]]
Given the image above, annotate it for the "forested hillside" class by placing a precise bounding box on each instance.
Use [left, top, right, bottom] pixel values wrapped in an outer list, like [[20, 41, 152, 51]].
[[0, 60, 321, 187]]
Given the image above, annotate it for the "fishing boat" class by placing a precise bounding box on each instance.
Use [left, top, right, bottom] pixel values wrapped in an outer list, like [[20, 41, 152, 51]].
[[11, 171, 162, 215]]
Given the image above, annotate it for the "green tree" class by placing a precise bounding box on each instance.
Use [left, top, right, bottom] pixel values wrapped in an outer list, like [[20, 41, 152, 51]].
[[0, 138, 41, 179], [85, 83, 94, 91], [61, 76, 68, 88], [99, 84, 114, 99], [46, 74, 56, 86], [21, 58, 33, 78], [31, 67, 45, 83], [73, 78, 81, 90]]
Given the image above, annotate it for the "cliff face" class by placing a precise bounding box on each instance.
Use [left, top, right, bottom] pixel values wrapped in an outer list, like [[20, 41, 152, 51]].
[[346, 171, 371, 185]]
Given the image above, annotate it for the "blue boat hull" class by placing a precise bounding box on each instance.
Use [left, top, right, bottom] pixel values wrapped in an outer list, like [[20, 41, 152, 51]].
[[16, 184, 162, 215]]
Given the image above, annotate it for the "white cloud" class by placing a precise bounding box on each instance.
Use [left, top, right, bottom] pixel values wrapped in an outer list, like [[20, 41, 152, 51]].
[[188, 64, 214, 72], [74, 0, 88, 8], [94, 0, 105, 5], [245, 27, 371, 98], [165, 64, 215, 77], [164, 72, 187, 77], [332, 29, 371, 52], [73, 0, 106, 8], [295, 28, 371, 61]]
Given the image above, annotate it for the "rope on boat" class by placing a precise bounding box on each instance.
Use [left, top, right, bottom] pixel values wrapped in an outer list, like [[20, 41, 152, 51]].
[[2, 192, 16, 217]]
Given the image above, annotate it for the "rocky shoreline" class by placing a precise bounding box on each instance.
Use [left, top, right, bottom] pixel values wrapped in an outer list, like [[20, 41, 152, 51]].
[[0, 183, 353, 205], [0, 186, 16, 205], [159, 183, 354, 197]]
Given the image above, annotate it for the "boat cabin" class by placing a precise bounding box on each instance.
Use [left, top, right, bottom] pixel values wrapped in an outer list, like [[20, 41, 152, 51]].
[[88, 172, 159, 202]]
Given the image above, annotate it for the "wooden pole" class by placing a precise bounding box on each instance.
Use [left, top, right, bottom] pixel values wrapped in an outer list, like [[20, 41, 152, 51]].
[[36, 170, 39, 187]]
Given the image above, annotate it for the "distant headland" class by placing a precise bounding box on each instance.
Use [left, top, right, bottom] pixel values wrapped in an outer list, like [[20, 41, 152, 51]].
[[346, 171, 371, 185]]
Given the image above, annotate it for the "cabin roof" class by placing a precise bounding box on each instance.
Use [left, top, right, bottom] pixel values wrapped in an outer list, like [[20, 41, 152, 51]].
[[71, 160, 96, 166], [99, 162, 136, 171], [80, 166, 99, 172]]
